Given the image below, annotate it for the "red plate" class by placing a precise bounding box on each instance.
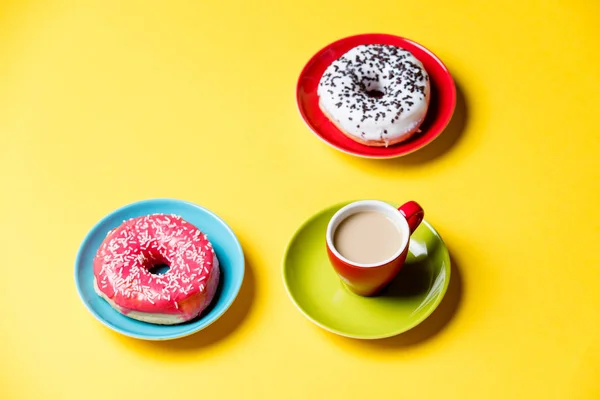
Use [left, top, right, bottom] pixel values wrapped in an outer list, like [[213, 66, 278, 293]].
[[296, 33, 456, 159]]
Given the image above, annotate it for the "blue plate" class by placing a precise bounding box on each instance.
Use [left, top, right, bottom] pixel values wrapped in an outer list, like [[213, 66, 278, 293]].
[[74, 198, 245, 340]]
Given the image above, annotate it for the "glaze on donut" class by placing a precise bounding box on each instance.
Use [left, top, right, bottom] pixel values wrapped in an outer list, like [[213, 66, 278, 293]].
[[93, 214, 220, 325], [317, 44, 430, 147]]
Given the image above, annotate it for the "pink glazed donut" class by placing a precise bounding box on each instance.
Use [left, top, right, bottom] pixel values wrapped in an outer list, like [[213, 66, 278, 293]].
[[93, 214, 220, 325]]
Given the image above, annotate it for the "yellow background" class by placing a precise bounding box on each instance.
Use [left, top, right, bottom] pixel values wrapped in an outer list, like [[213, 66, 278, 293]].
[[1, 0, 600, 399]]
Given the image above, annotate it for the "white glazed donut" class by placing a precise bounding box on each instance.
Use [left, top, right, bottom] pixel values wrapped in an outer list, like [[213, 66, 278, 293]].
[[317, 44, 430, 147]]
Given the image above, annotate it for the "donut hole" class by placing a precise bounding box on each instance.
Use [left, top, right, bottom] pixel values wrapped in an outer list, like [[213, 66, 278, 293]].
[[148, 263, 170, 275], [365, 89, 385, 99], [362, 80, 385, 99]]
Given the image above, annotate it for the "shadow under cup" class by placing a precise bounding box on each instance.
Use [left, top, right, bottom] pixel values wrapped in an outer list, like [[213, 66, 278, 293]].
[[325, 200, 415, 296]]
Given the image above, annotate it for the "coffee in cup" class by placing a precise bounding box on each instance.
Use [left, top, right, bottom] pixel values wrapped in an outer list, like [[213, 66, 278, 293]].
[[326, 200, 424, 296]]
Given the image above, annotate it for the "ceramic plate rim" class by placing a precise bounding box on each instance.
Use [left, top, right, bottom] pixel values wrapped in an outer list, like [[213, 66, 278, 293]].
[[296, 33, 457, 159], [74, 198, 245, 341], [282, 201, 451, 339]]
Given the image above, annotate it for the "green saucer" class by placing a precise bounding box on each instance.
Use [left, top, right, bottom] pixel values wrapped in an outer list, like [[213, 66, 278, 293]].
[[283, 202, 451, 339]]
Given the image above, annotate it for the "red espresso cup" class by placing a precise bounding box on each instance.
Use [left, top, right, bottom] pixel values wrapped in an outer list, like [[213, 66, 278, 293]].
[[325, 200, 424, 296]]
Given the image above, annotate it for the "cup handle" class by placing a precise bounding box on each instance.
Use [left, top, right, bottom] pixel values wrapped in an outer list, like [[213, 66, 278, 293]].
[[398, 201, 424, 234]]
